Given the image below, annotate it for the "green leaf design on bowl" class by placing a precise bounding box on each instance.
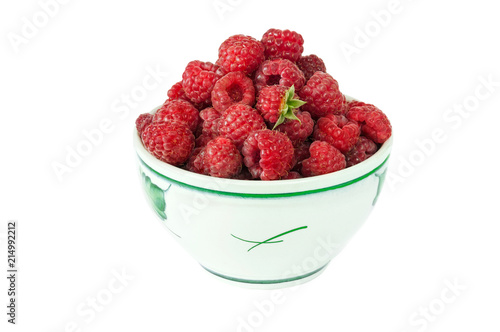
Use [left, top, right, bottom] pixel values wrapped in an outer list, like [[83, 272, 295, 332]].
[[141, 172, 170, 220], [232, 226, 308, 252]]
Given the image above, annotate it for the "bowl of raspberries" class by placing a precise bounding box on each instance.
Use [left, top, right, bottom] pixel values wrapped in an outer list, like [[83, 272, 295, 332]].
[[134, 28, 392, 289]]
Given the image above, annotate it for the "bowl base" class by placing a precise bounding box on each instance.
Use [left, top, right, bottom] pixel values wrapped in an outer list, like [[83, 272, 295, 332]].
[[201, 263, 330, 290]]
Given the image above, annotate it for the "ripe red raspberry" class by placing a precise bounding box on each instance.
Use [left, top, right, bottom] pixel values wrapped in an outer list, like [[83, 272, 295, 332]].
[[254, 59, 305, 93], [298, 72, 344, 119], [141, 122, 194, 166], [135, 113, 153, 135], [301, 141, 346, 177], [346, 104, 392, 144], [283, 171, 302, 179], [182, 60, 222, 105], [275, 111, 314, 146], [199, 107, 221, 137], [219, 104, 266, 150], [261, 28, 304, 62], [256, 85, 287, 123], [196, 107, 222, 148], [233, 167, 253, 180], [242, 129, 294, 180], [296, 54, 326, 81], [202, 137, 242, 178], [186, 147, 205, 174], [313, 114, 360, 153], [153, 99, 200, 133], [211, 72, 255, 112], [195, 134, 214, 148], [345, 136, 378, 167], [292, 141, 311, 172], [256, 85, 306, 126], [167, 81, 208, 110], [167, 81, 186, 100], [217, 35, 265, 75]]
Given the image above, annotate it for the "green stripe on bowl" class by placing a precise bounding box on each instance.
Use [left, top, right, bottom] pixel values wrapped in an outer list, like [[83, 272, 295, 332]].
[[138, 154, 390, 198], [201, 264, 328, 285]]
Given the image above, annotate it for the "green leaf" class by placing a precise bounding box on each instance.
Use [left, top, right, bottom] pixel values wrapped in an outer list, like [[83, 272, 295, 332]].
[[288, 99, 307, 108], [287, 85, 295, 100], [272, 85, 307, 130], [284, 110, 301, 122], [141, 172, 167, 219], [272, 114, 286, 129]]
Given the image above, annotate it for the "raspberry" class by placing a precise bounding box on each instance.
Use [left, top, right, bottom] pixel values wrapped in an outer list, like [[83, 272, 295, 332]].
[[219, 104, 266, 150], [254, 59, 305, 93], [296, 54, 326, 81], [211, 72, 255, 112], [195, 134, 214, 148], [182, 60, 222, 105], [256, 85, 287, 123], [186, 147, 205, 174], [283, 171, 302, 179], [196, 106, 221, 148], [199, 107, 221, 138], [292, 141, 311, 172], [242, 129, 294, 180], [313, 114, 360, 153], [202, 137, 242, 178], [256, 85, 306, 127], [345, 136, 378, 167], [233, 167, 253, 180], [346, 104, 392, 144], [153, 99, 200, 133], [301, 141, 346, 177], [261, 28, 304, 62], [217, 34, 265, 75], [167, 81, 187, 101], [339, 98, 350, 115], [141, 122, 194, 166], [298, 72, 344, 119], [166, 81, 208, 110], [135, 113, 153, 135], [275, 111, 314, 146]]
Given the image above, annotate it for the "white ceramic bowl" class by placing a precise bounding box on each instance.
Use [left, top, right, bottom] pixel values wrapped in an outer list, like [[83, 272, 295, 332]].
[[134, 104, 392, 289]]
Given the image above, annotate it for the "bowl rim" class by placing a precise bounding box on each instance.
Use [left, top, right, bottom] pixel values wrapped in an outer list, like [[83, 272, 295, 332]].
[[134, 103, 392, 197]]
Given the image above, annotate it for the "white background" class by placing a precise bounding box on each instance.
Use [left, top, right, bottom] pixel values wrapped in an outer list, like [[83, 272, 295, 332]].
[[1, 0, 499, 331]]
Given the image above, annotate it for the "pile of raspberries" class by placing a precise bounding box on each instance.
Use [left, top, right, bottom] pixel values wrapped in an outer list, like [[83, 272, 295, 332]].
[[136, 28, 392, 181]]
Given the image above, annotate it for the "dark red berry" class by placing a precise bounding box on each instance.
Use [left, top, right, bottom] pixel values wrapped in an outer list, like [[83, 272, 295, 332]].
[[166, 81, 207, 110], [282, 171, 302, 179], [202, 137, 242, 178], [298, 72, 344, 119], [211, 71, 255, 112], [275, 111, 314, 146], [301, 141, 346, 177], [292, 141, 311, 172], [136, 113, 153, 135], [217, 35, 265, 75], [346, 104, 392, 144], [345, 136, 378, 167], [218, 104, 266, 150], [153, 99, 200, 133], [261, 28, 304, 62], [182, 60, 222, 105], [141, 122, 194, 166], [296, 54, 326, 81], [313, 114, 360, 153], [242, 129, 294, 180], [254, 59, 305, 93], [186, 147, 205, 174]]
